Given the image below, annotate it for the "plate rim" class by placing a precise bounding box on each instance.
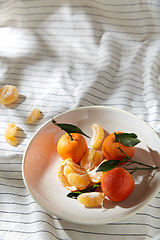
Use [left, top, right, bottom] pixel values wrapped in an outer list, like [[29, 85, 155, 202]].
[[22, 106, 160, 225]]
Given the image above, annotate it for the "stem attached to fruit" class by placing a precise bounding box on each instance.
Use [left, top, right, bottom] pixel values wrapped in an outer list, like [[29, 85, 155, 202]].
[[118, 147, 160, 174]]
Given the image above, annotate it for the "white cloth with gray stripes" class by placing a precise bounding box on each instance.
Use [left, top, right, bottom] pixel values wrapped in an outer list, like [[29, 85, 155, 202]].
[[0, 0, 160, 239]]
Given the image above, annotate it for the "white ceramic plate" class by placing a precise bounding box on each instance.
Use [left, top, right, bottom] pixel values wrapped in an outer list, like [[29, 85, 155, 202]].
[[22, 106, 160, 225]]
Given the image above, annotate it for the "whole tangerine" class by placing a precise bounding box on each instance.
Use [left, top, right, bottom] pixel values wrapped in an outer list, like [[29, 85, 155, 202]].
[[102, 132, 135, 161], [101, 167, 134, 202], [57, 133, 88, 163]]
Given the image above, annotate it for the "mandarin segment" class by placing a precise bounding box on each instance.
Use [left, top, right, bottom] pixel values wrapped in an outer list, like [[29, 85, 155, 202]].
[[4, 135, 18, 146], [0, 85, 18, 104], [4, 123, 17, 138], [26, 107, 40, 124], [90, 123, 104, 149], [77, 192, 104, 207], [80, 148, 103, 171], [4, 123, 18, 146], [67, 173, 91, 190]]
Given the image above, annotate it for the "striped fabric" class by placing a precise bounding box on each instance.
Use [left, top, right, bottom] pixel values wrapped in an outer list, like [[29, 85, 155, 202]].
[[0, 0, 160, 239]]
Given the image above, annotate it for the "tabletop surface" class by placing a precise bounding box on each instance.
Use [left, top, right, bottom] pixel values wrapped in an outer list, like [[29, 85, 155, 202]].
[[0, 1, 160, 239]]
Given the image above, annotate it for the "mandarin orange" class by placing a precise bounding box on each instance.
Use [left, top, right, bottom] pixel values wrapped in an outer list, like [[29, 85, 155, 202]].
[[101, 167, 134, 202], [57, 133, 88, 163], [102, 132, 135, 161]]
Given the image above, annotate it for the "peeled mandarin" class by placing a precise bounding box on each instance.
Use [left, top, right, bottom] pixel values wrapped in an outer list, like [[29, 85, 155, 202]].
[[86, 159, 107, 183], [77, 192, 105, 207], [90, 124, 104, 149], [67, 172, 91, 190], [58, 158, 90, 191], [80, 148, 102, 171], [0, 85, 18, 104], [87, 167, 104, 183], [26, 107, 40, 124]]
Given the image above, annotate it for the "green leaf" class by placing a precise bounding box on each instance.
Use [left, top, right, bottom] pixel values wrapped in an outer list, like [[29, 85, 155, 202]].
[[96, 160, 120, 172], [67, 183, 100, 199], [114, 132, 141, 147], [67, 191, 82, 199], [52, 119, 90, 138]]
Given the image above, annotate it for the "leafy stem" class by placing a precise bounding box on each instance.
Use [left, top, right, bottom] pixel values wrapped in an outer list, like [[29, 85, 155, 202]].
[[118, 147, 160, 173], [52, 119, 90, 140], [114, 132, 141, 147], [96, 147, 160, 174], [67, 183, 101, 199]]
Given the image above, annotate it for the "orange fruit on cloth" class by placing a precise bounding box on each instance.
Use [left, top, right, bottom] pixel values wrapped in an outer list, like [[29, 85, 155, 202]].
[[101, 168, 134, 202], [77, 192, 105, 207], [102, 132, 135, 161], [0, 85, 18, 104], [57, 133, 88, 163]]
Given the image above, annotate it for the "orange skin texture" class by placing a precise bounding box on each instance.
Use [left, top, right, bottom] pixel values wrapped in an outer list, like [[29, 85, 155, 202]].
[[57, 133, 88, 163], [102, 132, 135, 161], [101, 167, 135, 202]]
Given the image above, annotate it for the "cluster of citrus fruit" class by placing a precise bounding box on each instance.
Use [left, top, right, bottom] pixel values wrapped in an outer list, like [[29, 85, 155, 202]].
[[57, 123, 135, 207], [0, 85, 40, 146]]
